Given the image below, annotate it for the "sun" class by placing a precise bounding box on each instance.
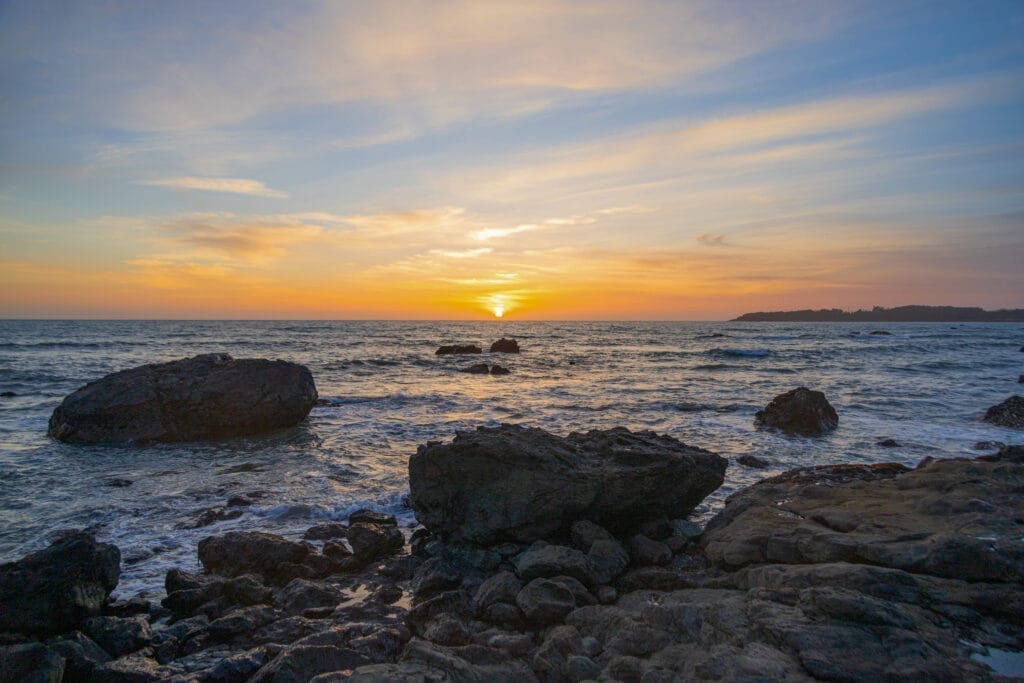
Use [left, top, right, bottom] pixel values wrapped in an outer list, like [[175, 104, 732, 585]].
[[493, 306, 504, 318]]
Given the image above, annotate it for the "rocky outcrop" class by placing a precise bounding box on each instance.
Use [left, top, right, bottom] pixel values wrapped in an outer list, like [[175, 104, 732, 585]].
[[701, 457, 1024, 581], [409, 424, 726, 545], [0, 531, 120, 636], [460, 363, 512, 376], [435, 344, 482, 355], [754, 387, 838, 435], [48, 353, 318, 444], [490, 338, 520, 353], [983, 395, 1024, 428]]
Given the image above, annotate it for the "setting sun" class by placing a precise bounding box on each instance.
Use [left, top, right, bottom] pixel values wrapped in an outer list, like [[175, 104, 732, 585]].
[[493, 306, 504, 318]]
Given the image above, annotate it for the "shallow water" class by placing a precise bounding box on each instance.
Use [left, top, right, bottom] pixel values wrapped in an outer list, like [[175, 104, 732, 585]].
[[1, 320, 1021, 598]]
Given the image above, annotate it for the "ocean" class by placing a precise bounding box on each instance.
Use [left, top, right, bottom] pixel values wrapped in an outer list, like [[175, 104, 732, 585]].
[[1, 320, 1021, 599]]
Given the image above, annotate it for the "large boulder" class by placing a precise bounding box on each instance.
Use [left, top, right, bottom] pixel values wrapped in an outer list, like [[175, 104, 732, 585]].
[[754, 387, 838, 435], [701, 454, 1024, 581], [435, 344, 482, 355], [983, 395, 1024, 428], [48, 353, 318, 444], [408, 424, 726, 545], [0, 531, 120, 637]]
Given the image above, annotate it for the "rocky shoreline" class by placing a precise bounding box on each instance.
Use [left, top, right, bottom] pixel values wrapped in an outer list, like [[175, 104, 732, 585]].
[[2, 430, 1022, 682], [3, 350, 1023, 681]]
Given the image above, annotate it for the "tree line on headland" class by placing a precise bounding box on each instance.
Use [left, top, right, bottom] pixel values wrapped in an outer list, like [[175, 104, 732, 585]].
[[732, 305, 1024, 322]]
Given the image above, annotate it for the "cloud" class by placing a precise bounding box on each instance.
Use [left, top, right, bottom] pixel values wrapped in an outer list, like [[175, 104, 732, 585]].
[[696, 233, 731, 246], [430, 248, 493, 259], [140, 177, 288, 198], [156, 213, 325, 263], [471, 224, 540, 242]]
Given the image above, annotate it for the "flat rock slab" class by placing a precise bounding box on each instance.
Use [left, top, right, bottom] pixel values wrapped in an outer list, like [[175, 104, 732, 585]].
[[48, 353, 317, 444], [702, 454, 1024, 582], [409, 424, 726, 545]]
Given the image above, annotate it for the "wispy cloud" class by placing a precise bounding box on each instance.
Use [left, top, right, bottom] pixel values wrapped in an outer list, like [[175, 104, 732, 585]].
[[140, 177, 288, 198], [430, 247, 493, 259]]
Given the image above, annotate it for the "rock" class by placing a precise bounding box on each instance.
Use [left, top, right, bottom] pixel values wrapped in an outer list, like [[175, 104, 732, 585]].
[[207, 605, 281, 641], [514, 544, 593, 586], [736, 454, 769, 468], [46, 630, 111, 681], [421, 614, 471, 646], [877, 438, 900, 448], [322, 540, 352, 560], [103, 597, 151, 618], [473, 571, 523, 611], [629, 535, 672, 567], [252, 617, 321, 646], [199, 532, 310, 583], [754, 387, 838, 435], [549, 575, 597, 606], [409, 424, 726, 545], [302, 523, 348, 540], [983, 395, 1024, 428], [90, 653, 166, 682], [349, 509, 397, 527], [251, 644, 370, 683], [436, 345, 482, 355], [490, 338, 520, 353], [566, 654, 601, 680], [570, 520, 615, 552], [596, 586, 617, 604], [532, 625, 583, 680], [202, 646, 275, 682], [0, 531, 120, 636], [227, 494, 254, 507], [411, 558, 462, 601], [516, 579, 576, 624], [348, 638, 536, 681], [0, 391, 16, 397], [106, 478, 133, 487], [486, 633, 533, 657], [460, 363, 491, 375], [701, 457, 1024, 582], [275, 579, 344, 615], [0, 643, 65, 683], [869, 330, 892, 335], [615, 568, 696, 593], [48, 353, 317, 444], [586, 539, 630, 584], [83, 615, 152, 657], [490, 365, 510, 376], [191, 506, 244, 528], [347, 523, 403, 564], [440, 544, 501, 573], [670, 520, 703, 540]]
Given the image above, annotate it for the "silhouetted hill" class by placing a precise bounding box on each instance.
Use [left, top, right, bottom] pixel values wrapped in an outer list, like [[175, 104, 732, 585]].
[[732, 305, 1024, 322]]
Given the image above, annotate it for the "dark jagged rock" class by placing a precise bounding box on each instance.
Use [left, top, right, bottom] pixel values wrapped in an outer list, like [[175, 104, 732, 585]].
[[349, 509, 397, 527], [275, 580, 344, 616], [516, 579, 576, 625], [0, 531, 120, 636], [302, 523, 348, 541], [629, 534, 671, 567], [490, 365, 511, 376], [411, 558, 462, 601], [435, 345, 482, 355], [515, 545, 593, 586], [409, 424, 726, 545], [347, 524, 403, 565], [48, 353, 318, 444], [701, 457, 1024, 582], [0, 642, 65, 683], [877, 438, 900, 447], [489, 338, 520, 353], [754, 387, 838, 435], [46, 630, 111, 681], [83, 615, 152, 657], [191, 506, 244, 528], [198, 532, 310, 583], [983, 395, 1024, 428], [736, 454, 769, 468], [460, 363, 490, 375]]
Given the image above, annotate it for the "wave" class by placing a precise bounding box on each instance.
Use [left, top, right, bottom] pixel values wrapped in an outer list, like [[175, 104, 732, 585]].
[[707, 347, 771, 358]]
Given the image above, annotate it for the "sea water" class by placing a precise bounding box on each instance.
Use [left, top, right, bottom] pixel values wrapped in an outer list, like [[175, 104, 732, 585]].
[[1, 320, 1021, 598]]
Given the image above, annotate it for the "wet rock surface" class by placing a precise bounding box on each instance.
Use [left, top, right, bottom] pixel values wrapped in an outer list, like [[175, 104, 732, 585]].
[[409, 424, 726, 544], [984, 395, 1024, 428], [435, 344, 482, 355], [489, 338, 520, 353], [48, 353, 318, 444], [755, 386, 839, 435]]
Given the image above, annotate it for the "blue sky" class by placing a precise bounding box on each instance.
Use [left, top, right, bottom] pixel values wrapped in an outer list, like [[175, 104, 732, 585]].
[[1, 1, 1022, 318]]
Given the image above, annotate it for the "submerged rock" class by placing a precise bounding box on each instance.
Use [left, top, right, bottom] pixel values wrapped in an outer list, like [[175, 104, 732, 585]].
[[460, 363, 490, 375], [409, 424, 726, 545], [0, 531, 120, 637], [754, 387, 838, 435], [736, 454, 769, 468], [435, 344, 482, 355], [983, 395, 1024, 428], [490, 365, 511, 376], [48, 353, 318, 444], [490, 338, 520, 353]]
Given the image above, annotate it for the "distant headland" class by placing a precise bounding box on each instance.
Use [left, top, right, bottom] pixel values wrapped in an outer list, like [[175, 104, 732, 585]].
[[732, 305, 1024, 322]]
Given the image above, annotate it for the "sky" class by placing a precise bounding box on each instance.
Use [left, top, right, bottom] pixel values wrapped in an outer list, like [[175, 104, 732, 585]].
[[1, 1, 1022, 320]]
